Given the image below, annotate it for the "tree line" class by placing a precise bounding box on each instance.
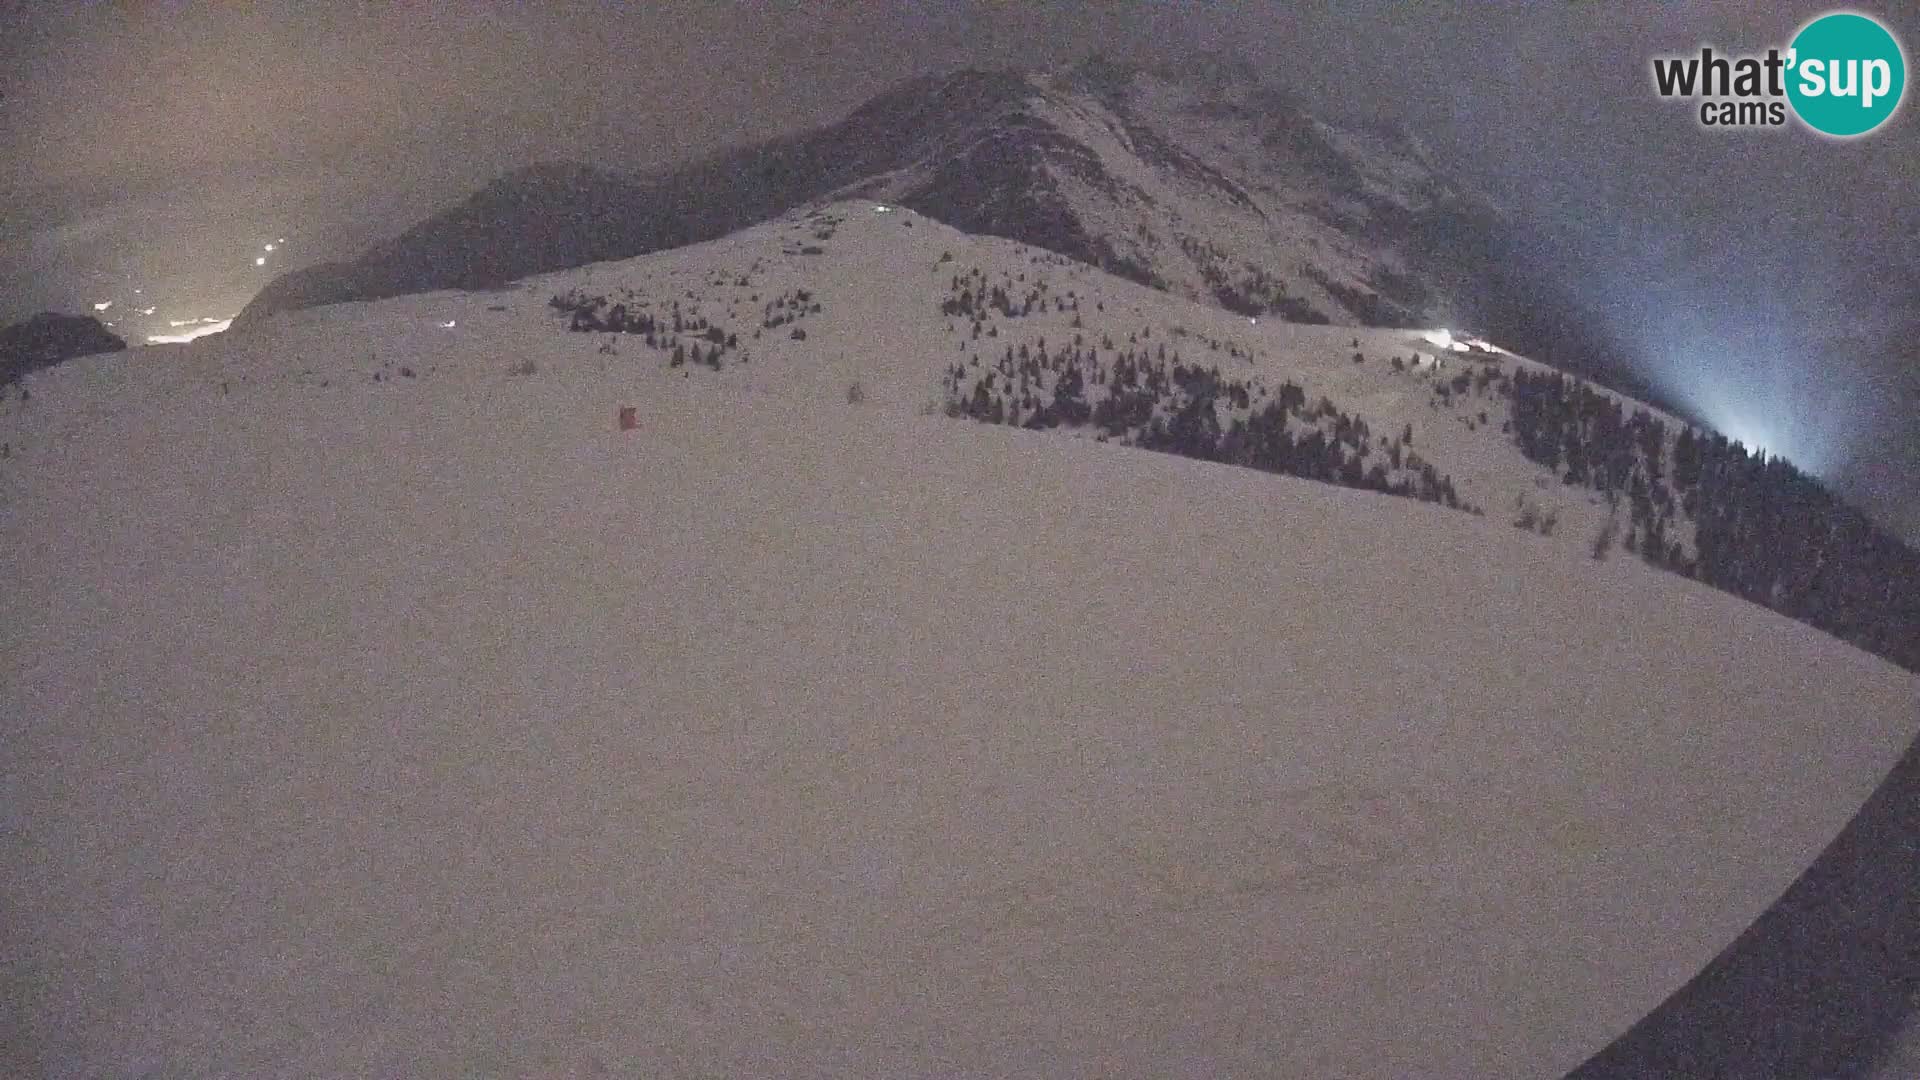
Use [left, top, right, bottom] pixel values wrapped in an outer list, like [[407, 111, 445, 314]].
[[1506, 367, 1920, 672]]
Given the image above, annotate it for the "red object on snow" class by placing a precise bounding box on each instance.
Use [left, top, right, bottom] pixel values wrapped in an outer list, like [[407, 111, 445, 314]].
[[618, 406, 637, 431]]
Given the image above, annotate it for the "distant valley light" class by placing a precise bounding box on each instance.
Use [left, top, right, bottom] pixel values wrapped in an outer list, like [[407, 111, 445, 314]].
[[1423, 328, 1502, 355]]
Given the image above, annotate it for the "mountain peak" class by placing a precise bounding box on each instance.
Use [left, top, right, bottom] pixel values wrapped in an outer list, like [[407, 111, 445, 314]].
[[240, 58, 1505, 334]]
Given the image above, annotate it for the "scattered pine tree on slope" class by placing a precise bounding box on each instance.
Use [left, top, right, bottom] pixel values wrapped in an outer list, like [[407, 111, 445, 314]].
[[1505, 367, 1920, 673]]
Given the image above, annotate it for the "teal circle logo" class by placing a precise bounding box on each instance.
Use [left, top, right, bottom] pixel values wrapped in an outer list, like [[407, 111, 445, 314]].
[[1786, 12, 1906, 137]]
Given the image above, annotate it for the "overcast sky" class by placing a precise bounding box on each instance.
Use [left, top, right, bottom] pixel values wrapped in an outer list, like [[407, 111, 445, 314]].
[[2, 1, 1916, 533]]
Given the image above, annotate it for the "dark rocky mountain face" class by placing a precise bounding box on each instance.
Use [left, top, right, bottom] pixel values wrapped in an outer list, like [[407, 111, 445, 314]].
[[237, 58, 1530, 342], [1, 313, 126, 384]]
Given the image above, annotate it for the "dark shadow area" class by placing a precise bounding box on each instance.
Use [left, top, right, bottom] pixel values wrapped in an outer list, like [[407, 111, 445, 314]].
[[1570, 728, 1920, 1079]]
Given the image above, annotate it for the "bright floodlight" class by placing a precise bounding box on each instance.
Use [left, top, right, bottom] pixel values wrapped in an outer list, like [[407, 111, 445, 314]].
[[1719, 416, 1778, 460], [255, 256, 266, 266], [264, 244, 275, 252]]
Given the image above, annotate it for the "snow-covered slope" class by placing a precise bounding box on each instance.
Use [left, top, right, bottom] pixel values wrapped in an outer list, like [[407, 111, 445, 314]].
[[227, 204, 1817, 586], [5, 203, 1917, 1077]]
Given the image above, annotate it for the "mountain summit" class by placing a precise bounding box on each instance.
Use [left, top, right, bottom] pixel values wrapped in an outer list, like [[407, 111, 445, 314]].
[[240, 58, 1502, 332]]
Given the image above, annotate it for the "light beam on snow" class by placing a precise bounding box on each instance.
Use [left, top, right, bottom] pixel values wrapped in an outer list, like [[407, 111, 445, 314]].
[[146, 317, 232, 344]]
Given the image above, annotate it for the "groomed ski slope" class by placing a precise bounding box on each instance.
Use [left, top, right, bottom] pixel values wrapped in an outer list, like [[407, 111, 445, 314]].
[[4, 205, 1917, 1076]]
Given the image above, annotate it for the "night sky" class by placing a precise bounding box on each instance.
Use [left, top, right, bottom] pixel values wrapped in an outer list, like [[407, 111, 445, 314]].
[[3, 1, 1916, 536]]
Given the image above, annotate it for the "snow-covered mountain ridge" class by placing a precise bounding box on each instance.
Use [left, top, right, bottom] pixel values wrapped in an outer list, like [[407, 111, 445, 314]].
[[238, 56, 1504, 337], [191, 202, 1920, 671]]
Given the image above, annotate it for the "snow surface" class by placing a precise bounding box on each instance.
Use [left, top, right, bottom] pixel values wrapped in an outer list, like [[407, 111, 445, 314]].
[[4, 202, 1917, 1077]]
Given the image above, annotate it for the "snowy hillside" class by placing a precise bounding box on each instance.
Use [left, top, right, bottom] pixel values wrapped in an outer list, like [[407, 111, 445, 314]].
[[225, 202, 1920, 672], [5, 201, 1918, 1077]]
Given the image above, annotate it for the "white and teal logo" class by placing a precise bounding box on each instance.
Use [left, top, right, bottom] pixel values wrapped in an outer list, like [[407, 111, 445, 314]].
[[1652, 10, 1907, 137], [1788, 12, 1905, 135]]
